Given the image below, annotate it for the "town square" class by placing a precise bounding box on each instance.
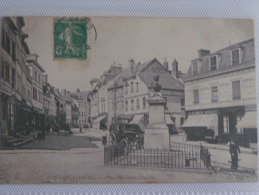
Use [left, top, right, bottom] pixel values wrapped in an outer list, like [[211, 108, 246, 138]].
[[0, 17, 257, 183]]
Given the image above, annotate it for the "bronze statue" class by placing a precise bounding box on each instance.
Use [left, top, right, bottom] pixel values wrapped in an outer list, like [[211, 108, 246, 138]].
[[151, 75, 162, 92]]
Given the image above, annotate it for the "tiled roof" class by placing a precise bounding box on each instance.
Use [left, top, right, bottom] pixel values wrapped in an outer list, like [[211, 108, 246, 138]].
[[108, 58, 184, 91], [138, 58, 184, 90], [185, 38, 255, 81]]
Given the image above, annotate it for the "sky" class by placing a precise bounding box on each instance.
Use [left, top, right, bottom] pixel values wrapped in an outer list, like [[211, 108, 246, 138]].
[[23, 17, 254, 92]]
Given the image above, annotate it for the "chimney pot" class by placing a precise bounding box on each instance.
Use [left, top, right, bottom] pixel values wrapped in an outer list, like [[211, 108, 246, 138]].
[[172, 59, 179, 78]]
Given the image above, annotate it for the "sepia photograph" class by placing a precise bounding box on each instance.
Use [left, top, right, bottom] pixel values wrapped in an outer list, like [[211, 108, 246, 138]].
[[0, 17, 257, 184]]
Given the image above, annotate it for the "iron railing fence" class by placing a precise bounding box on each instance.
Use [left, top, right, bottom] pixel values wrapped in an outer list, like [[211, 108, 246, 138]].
[[104, 142, 214, 170]]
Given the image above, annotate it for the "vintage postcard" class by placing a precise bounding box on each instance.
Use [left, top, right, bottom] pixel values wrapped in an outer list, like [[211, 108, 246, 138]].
[[0, 17, 257, 184]]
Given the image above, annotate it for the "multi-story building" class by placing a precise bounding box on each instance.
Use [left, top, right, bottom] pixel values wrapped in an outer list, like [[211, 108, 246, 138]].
[[71, 89, 91, 128], [90, 65, 122, 130], [61, 89, 72, 127], [26, 53, 45, 131], [42, 74, 56, 129], [107, 58, 185, 132], [0, 17, 31, 138], [54, 88, 66, 129], [183, 39, 257, 144], [71, 97, 79, 127]]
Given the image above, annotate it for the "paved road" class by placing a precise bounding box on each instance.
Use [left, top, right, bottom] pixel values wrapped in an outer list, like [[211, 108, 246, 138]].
[[0, 129, 257, 184]]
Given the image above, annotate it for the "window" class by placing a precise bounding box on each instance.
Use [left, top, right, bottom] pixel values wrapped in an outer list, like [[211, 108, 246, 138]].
[[211, 86, 218, 103], [193, 90, 199, 104], [38, 74, 41, 84], [142, 97, 146, 109], [125, 85, 128, 95], [210, 56, 217, 71], [130, 82, 134, 93], [12, 41, 16, 62], [232, 80, 241, 100], [192, 61, 199, 75], [5, 63, 9, 82], [131, 99, 134, 111], [34, 71, 37, 81], [125, 100, 128, 111], [11, 68, 15, 89], [39, 91, 42, 102], [33, 87, 37, 100], [1, 28, 5, 49], [180, 117, 184, 126], [1, 60, 5, 78], [136, 98, 140, 110], [223, 116, 229, 133], [27, 90, 30, 99], [136, 82, 139, 92], [5, 34, 10, 55], [180, 98, 184, 106], [232, 49, 240, 65]]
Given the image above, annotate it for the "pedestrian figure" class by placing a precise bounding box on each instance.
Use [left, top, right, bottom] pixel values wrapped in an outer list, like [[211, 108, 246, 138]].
[[229, 138, 241, 170], [102, 129, 107, 147], [80, 124, 83, 133]]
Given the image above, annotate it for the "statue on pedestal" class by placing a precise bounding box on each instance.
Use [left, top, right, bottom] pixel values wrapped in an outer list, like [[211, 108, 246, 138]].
[[151, 75, 161, 92]]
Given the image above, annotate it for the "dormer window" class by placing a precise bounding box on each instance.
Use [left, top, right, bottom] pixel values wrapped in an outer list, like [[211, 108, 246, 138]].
[[210, 56, 217, 71], [192, 61, 199, 75], [232, 49, 240, 65]]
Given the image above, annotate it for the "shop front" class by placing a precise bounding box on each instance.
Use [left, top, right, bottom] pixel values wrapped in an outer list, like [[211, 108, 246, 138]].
[[93, 114, 107, 130], [182, 110, 218, 141]]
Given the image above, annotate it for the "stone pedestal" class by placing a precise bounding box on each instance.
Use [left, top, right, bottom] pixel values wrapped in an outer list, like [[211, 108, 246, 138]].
[[144, 93, 170, 150]]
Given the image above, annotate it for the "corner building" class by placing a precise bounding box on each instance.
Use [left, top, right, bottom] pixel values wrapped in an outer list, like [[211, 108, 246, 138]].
[[183, 39, 257, 144]]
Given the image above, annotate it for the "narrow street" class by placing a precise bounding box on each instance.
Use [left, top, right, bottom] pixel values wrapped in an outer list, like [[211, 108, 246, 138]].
[[0, 128, 257, 184]]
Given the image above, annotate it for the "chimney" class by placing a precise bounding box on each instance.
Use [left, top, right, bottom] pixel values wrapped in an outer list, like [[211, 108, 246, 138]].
[[163, 58, 169, 70], [198, 49, 210, 58], [129, 59, 135, 74], [172, 59, 179, 78]]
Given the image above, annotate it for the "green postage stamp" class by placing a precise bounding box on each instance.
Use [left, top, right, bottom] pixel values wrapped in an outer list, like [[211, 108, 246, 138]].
[[54, 18, 87, 59]]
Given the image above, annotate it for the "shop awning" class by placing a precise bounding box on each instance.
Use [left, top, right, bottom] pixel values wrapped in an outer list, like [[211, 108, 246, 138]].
[[130, 114, 144, 124], [93, 115, 107, 129], [165, 114, 174, 124], [182, 114, 218, 129], [117, 114, 134, 121], [236, 111, 257, 129]]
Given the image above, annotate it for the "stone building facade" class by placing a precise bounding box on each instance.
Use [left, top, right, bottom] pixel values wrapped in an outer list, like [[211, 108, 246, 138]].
[[183, 38, 257, 144]]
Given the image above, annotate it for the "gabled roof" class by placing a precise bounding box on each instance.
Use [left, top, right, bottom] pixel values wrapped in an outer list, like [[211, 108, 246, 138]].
[[185, 38, 255, 81], [71, 91, 90, 100], [108, 58, 183, 91], [138, 58, 183, 90]]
